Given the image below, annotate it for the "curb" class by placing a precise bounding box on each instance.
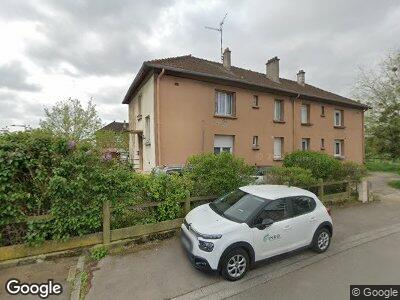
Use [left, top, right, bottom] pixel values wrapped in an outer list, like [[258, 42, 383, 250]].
[[70, 255, 86, 300]]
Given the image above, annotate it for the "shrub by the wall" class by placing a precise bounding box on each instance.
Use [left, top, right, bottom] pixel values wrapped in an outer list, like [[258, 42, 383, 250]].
[[265, 166, 318, 187], [184, 152, 254, 196], [283, 151, 342, 180], [338, 161, 367, 182], [146, 173, 191, 221], [0, 130, 139, 246]]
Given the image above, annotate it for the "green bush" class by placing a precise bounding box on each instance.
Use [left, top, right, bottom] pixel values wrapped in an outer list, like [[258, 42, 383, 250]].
[[283, 151, 342, 180], [265, 166, 318, 187], [184, 152, 254, 196], [146, 173, 191, 221], [366, 160, 400, 172], [90, 245, 108, 260], [0, 130, 138, 246], [338, 161, 367, 182]]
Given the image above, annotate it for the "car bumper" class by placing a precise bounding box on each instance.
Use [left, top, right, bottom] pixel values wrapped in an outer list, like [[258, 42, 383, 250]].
[[180, 225, 219, 271]]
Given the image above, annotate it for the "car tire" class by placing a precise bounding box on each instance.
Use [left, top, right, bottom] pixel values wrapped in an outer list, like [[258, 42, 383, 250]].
[[312, 227, 331, 253], [221, 248, 249, 281]]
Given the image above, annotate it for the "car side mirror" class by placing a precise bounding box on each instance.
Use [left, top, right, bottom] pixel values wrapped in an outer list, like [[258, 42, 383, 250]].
[[256, 218, 274, 230]]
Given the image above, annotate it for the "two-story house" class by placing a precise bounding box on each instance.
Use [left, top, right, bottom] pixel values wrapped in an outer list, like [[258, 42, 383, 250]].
[[123, 48, 368, 172]]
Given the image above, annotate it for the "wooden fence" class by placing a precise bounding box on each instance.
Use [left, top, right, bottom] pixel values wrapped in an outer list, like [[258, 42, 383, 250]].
[[0, 181, 355, 262]]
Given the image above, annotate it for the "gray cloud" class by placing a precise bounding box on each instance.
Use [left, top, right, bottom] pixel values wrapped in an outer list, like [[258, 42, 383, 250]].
[[0, 61, 41, 91], [26, 0, 174, 76]]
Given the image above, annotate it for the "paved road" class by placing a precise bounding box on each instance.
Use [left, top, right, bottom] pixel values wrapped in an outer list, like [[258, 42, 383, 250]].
[[86, 172, 400, 300], [229, 231, 400, 300]]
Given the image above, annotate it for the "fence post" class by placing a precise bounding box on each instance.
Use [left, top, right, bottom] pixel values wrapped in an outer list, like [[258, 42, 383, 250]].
[[102, 200, 111, 244], [184, 197, 191, 215], [318, 178, 324, 198]]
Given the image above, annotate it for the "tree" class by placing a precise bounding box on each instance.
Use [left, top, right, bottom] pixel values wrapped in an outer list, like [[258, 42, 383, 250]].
[[353, 51, 400, 159], [40, 98, 102, 141], [95, 130, 129, 152]]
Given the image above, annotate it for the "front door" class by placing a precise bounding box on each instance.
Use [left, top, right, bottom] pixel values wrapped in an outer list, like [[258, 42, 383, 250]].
[[251, 198, 294, 260]]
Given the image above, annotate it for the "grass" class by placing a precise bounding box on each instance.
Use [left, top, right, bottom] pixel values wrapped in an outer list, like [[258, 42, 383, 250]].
[[365, 160, 400, 173], [388, 180, 400, 190]]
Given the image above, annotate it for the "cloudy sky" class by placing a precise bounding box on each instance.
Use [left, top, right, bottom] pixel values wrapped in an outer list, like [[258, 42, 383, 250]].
[[0, 0, 399, 131]]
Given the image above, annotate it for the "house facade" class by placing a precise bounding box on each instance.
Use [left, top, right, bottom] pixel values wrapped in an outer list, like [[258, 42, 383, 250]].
[[123, 49, 368, 172]]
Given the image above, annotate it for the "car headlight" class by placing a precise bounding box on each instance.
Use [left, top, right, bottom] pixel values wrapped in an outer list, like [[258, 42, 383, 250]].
[[198, 233, 222, 239], [198, 240, 214, 252]]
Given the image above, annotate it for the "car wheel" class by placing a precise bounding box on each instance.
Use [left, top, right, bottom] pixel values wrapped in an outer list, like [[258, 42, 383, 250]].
[[221, 248, 249, 281], [312, 228, 331, 253]]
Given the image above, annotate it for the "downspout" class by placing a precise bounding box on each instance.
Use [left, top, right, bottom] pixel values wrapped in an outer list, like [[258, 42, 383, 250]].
[[292, 93, 300, 151], [156, 68, 165, 166]]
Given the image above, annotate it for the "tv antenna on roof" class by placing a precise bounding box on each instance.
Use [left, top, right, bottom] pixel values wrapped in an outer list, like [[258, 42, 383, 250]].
[[205, 13, 228, 61]]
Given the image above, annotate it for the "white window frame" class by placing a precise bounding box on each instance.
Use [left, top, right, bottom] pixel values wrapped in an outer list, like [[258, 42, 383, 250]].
[[334, 139, 343, 157], [301, 104, 309, 124], [214, 135, 234, 154], [215, 91, 234, 116], [301, 138, 310, 151], [334, 110, 343, 126], [274, 137, 283, 160], [274, 100, 284, 121], [144, 115, 151, 145]]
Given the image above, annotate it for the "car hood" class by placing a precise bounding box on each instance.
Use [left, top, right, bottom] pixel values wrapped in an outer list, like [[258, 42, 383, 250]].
[[185, 204, 240, 235]]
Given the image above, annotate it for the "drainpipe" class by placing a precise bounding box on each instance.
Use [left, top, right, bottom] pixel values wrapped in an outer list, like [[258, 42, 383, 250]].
[[156, 68, 165, 166], [292, 93, 300, 151]]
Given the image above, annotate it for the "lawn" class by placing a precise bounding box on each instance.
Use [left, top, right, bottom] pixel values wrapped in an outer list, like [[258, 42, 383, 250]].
[[366, 160, 400, 173], [388, 180, 400, 190]]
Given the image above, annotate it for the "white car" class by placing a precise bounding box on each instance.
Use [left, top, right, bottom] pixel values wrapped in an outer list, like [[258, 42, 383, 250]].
[[181, 185, 333, 281]]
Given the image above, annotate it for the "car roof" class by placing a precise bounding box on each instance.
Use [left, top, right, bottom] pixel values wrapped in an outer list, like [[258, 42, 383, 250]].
[[240, 184, 316, 200]]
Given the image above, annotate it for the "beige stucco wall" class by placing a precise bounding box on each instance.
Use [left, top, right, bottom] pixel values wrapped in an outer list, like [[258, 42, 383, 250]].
[[128, 74, 156, 171], [157, 75, 364, 167]]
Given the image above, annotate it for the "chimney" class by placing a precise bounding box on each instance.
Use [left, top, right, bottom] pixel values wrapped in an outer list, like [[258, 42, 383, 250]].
[[297, 70, 305, 86], [266, 56, 280, 83], [223, 47, 231, 69]]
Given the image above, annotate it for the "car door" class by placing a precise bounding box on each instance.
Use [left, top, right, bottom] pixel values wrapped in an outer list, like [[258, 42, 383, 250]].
[[285, 196, 318, 249], [250, 198, 294, 260]]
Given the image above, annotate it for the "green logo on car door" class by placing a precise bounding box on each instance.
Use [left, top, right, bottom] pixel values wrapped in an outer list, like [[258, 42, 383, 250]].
[[263, 234, 281, 242]]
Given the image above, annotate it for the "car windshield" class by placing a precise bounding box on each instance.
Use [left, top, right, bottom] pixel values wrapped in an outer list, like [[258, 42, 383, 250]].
[[210, 189, 267, 223]]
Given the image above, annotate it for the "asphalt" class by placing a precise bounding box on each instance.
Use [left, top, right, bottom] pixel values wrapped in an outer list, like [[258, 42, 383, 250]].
[[85, 172, 400, 300]]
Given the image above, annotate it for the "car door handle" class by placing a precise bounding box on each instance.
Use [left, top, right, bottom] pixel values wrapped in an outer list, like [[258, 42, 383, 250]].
[[309, 217, 317, 222], [283, 225, 292, 230]]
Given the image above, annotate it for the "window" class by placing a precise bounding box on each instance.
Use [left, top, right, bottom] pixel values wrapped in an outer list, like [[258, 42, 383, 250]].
[[210, 190, 267, 223], [274, 137, 283, 160], [252, 136, 259, 148], [301, 104, 310, 124], [321, 105, 325, 117], [214, 135, 234, 154], [334, 110, 344, 127], [137, 94, 142, 120], [254, 198, 289, 223], [291, 196, 316, 216], [215, 91, 235, 116], [144, 116, 150, 145], [253, 95, 259, 108], [274, 100, 284, 121], [334, 139, 344, 157], [301, 138, 310, 151], [321, 138, 325, 150]]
